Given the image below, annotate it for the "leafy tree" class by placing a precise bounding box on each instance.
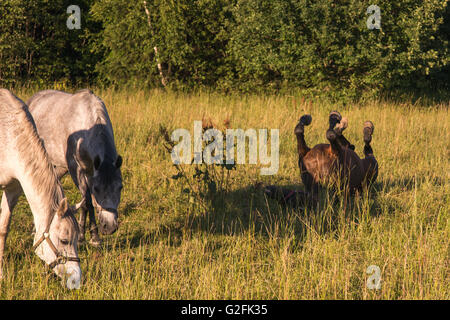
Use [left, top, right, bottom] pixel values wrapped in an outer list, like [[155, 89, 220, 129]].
[[228, 0, 450, 98], [0, 0, 448, 99], [0, 0, 100, 87], [91, 0, 235, 88]]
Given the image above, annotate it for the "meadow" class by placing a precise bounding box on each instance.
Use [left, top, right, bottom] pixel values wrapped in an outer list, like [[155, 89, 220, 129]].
[[0, 88, 448, 299]]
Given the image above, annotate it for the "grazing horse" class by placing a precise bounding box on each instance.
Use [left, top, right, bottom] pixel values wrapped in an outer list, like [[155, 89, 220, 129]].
[[27, 89, 123, 246], [294, 111, 378, 203], [0, 89, 81, 289]]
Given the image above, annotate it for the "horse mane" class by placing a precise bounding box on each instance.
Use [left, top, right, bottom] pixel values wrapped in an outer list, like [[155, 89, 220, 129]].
[[0, 89, 64, 213], [75, 90, 117, 157]]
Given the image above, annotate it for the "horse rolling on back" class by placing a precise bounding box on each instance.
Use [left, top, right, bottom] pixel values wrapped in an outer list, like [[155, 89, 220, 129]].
[[27, 89, 123, 246], [0, 89, 81, 289], [294, 111, 378, 205]]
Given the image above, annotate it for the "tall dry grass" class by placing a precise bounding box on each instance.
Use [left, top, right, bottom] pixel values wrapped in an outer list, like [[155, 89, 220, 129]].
[[0, 88, 448, 299]]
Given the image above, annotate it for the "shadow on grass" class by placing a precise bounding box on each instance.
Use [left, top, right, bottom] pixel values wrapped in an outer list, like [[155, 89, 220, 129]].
[[185, 181, 385, 241], [103, 173, 440, 251], [189, 170, 445, 240]]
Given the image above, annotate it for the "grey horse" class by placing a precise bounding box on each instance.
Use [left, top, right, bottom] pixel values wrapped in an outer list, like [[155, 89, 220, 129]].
[[0, 89, 81, 289], [27, 89, 123, 246]]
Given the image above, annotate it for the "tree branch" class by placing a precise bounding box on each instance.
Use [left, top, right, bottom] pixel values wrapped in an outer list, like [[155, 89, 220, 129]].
[[143, 1, 168, 87]]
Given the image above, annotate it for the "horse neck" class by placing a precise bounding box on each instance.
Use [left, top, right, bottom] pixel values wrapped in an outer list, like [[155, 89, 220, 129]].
[[89, 125, 117, 162], [13, 128, 63, 236], [19, 171, 62, 236]]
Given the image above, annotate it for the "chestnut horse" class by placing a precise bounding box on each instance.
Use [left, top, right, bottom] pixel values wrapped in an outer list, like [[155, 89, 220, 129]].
[[265, 111, 378, 208], [294, 111, 378, 203]]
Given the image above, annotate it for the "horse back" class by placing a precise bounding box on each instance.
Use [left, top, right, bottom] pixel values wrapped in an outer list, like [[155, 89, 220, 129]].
[[27, 89, 117, 170]]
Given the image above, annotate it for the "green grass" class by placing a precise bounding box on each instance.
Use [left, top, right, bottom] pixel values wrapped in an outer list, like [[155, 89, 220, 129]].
[[0, 88, 448, 299]]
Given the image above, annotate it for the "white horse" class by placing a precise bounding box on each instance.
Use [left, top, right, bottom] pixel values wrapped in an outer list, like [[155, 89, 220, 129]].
[[27, 89, 123, 246], [0, 89, 81, 289]]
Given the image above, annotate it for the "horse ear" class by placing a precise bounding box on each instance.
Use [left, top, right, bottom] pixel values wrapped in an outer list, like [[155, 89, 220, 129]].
[[115, 155, 122, 169], [94, 155, 101, 170], [57, 198, 68, 217]]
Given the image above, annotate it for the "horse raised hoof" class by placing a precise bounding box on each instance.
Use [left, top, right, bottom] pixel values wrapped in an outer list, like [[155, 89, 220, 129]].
[[334, 117, 348, 136], [326, 129, 337, 141], [363, 121, 374, 144], [329, 111, 342, 129], [294, 114, 312, 135]]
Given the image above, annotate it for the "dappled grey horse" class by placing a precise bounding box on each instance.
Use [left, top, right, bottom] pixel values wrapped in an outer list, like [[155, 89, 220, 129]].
[[27, 89, 123, 246], [0, 89, 81, 289]]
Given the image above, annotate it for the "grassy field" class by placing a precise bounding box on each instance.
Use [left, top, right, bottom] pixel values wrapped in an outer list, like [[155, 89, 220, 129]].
[[0, 88, 448, 299]]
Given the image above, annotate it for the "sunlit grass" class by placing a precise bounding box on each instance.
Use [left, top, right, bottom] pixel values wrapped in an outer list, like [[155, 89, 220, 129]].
[[0, 88, 448, 299]]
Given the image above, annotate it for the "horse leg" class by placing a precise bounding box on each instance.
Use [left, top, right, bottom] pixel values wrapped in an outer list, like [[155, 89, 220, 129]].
[[327, 111, 354, 208], [362, 121, 378, 185], [86, 197, 101, 247], [295, 115, 316, 201], [67, 158, 88, 244], [0, 183, 21, 280], [77, 176, 101, 247], [77, 179, 101, 247], [68, 157, 101, 246], [326, 111, 345, 156], [363, 121, 374, 156], [78, 206, 87, 244], [294, 114, 312, 159], [330, 111, 355, 150]]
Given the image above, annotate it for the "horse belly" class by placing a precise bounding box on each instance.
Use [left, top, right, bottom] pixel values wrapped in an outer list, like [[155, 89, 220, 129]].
[[303, 148, 337, 185]]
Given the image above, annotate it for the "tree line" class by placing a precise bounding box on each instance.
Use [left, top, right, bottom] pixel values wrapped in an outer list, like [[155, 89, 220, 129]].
[[1, 0, 449, 100]]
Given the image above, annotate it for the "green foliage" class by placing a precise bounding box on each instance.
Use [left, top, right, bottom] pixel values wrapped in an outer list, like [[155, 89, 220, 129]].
[[228, 0, 449, 99], [160, 122, 236, 214], [0, 0, 99, 87], [90, 0, 234, 88], [0, 0, 449, 98]]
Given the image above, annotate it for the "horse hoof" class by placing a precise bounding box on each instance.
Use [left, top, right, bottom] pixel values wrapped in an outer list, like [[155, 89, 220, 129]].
[[363, 121, 374, 143], [329, 111, 342, 121], [326, 129, 337, 141], [294, 115, 312, 135], [329, 111, 342, 129], [89, 239, 102, 248], [300, 114, 312, 126], [334, 117, 348, 135]]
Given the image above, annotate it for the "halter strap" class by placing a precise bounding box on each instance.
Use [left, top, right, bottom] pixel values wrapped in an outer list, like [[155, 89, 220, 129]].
[[32, 212, 80, 269]]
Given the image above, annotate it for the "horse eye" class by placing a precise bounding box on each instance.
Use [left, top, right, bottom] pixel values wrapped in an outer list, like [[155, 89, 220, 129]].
[[61, 239, 69, 245]]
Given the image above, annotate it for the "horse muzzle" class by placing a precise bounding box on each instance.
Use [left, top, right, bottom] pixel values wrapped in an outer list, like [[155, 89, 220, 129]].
[[54, 263, 82, 290], [66, 265, 82, 289], [98, 209, 118, 235]]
